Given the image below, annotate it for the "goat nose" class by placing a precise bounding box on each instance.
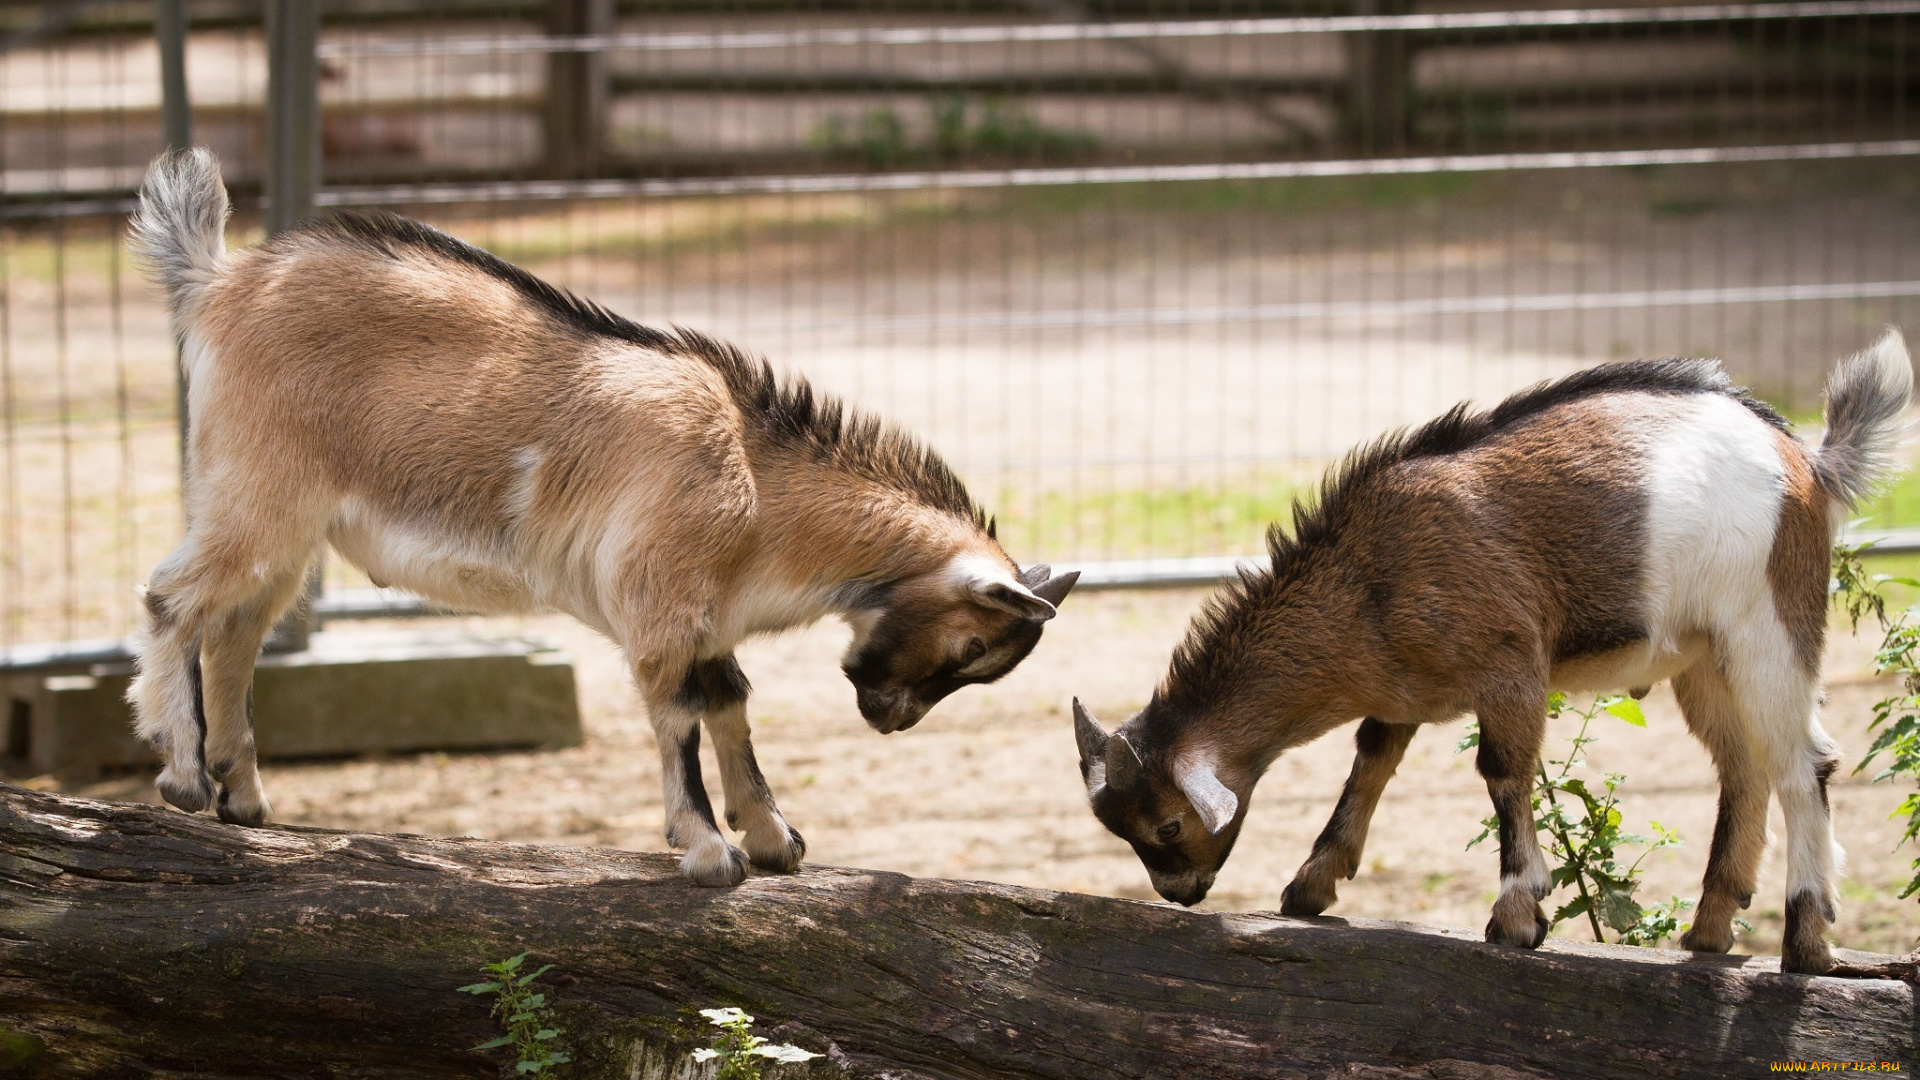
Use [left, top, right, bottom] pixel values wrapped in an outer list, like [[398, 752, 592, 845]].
[[1153, 873, 1212, 907], [855, 686, 889, 721]]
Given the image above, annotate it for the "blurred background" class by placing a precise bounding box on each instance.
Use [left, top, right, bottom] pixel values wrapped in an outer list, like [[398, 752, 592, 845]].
[[2, 0, 1918, 957]]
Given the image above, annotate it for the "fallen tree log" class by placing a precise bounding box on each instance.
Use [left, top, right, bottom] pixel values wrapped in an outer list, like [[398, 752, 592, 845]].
[[0, 785, 1912, 1079]]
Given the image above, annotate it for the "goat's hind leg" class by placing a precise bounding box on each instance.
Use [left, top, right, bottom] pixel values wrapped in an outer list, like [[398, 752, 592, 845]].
[[198, 561, 311, 826], [694, 656, 806, 873], [643, 662, 749, 886], [1672, 662, 1768, 954], [1720, 637, 1841, 974], [1282, 718, 1417, 916], [133, 540, 300, 814], [131, 555, 215, 812], [133, 476, 329, 817]]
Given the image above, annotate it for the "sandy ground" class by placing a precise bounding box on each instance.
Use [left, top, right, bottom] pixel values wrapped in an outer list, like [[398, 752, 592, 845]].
[[66, 587, 1920, 960]]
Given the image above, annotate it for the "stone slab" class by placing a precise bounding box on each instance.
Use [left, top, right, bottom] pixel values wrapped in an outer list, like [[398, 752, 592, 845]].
[[9, 629, 582, 778]]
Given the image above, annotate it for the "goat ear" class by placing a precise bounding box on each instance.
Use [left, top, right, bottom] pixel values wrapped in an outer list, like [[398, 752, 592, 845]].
[[966, 577, 1056, 622], [1105, 732, 1144, 793], [1073, 697, 1108, 770], [1031, 569, 1079, 607], [1175, 759, 1239, 835]]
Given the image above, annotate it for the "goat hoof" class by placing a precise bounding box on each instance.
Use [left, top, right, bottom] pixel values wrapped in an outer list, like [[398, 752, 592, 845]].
[[1280, 877, 1335, 917], [1781, 889, 1837, 974], [682, 839, 750, 887], [215, 787, 273, 828], [745, 824, 806, 873], [1484, 894, 1549, 949], [1781, 941, 1835, 976], [156, 766, 214, 814], [1680, 923, 1733, 954]]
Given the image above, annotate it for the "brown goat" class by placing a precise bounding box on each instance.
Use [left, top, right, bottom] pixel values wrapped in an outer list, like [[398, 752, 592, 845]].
[[126, 149, 1076, 885], [1074, 335, 1912, 975]]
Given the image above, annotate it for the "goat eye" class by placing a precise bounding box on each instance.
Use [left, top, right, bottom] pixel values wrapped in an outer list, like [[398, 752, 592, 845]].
[[963, 637, 986, 663], [1156, 821, 1181, 843]]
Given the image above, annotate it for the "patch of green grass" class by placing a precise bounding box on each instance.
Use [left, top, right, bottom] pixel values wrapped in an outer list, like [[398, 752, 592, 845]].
[[0, 221, 130, 285], [986, 463, 1920, 566], [990, 473, 1311, 562], [1863, 472, 1920, 534]]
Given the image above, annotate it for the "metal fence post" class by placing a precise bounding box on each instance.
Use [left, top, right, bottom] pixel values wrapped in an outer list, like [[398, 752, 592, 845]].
[[263, 0, 322, 652], [158, 0, 191, 151], [265, 0, 320, 234], [158, 0, 192, 501], [1345, 0, 1410, 153], [543, 0, 611, 178]]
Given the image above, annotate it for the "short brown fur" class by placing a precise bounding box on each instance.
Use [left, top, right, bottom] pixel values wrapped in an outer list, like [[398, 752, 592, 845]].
[[126, 151, 1076, 886], [1075, 342, 1912, 975]]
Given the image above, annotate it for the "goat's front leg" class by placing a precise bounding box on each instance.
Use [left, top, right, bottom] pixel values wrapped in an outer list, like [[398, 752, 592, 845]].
[[693, 655, 806, 872], [1281, 718, 1417, 916], [1475, 693, 1551, 949], [643, 664, 748, 887]]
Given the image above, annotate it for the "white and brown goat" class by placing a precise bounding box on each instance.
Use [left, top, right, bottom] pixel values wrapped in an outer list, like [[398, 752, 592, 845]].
[[126, 149, 1076, 885], [1074, 334, 1912, 975]]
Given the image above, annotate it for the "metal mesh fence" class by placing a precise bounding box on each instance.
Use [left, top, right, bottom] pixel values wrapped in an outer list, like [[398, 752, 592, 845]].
[[0, 0, 1917, 650]]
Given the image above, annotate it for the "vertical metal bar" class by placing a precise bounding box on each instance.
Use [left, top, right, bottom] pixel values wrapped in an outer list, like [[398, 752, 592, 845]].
[[158, 0, 191, 152], [543, 0, 611, 179], [265, 0, 320, 235], [158, 0, 192, 510], [263, 0, 322, 652], [1345, 0, 1410, 154]]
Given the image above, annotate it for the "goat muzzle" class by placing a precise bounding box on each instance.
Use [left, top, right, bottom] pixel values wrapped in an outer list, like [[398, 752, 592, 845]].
[[855, 686, 927, 734]]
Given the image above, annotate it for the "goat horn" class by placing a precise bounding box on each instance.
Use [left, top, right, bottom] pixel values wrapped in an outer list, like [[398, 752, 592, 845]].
[[1073, 697, 1108, 767], [1175, 759, 1239, 836], [1031, 569, 1079, 607], [1105, 732, 1144, 793]]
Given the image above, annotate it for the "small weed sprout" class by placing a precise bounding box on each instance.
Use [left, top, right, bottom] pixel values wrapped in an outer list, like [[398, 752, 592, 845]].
[[690, 1007, 822, 1079], [456, 952, 571, 1075], [1831, 539, 1920, 907], [1458, 692, 1694, 945]]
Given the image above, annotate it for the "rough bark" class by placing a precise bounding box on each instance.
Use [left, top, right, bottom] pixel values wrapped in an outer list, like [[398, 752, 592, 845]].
[[0, 785, 1912, 1079]]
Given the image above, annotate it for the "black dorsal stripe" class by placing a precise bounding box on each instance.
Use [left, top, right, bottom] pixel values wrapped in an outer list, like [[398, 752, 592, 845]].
[[291, 211, 984, 526]]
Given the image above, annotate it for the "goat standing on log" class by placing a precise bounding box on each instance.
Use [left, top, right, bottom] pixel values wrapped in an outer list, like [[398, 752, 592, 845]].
[[125, 149, 1077, 886], [1073, 334, 1912, 975]]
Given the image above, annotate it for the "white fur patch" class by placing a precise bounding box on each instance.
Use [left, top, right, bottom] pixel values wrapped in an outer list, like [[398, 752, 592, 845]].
[[1501, 843, 1551, 899], [505, 446, 544, 524], [946, 551, 1053, 620], [1641, 393, 1788, 641], [840, 608, 881, 664], [328, 496, 537, 615], [727, 577, 837, 639], [945, 552, 1021, 593], [1549, 393, 1787, 694]]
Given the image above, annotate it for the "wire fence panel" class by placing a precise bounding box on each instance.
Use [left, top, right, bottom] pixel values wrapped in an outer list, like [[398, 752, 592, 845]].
[[0, 0, 1916, 649]]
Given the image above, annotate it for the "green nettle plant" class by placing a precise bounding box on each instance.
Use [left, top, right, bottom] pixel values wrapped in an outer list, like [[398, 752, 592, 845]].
[[690, 1007, 823, 1079], [456, 952, 572, 1075], [1457, 692, 1695, 945], [1831, 540, 1920, 904]]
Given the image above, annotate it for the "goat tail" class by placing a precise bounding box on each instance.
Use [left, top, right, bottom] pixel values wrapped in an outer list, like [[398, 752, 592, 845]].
[[128, 147, 231, 319], [1814, 328, 1914, 510]]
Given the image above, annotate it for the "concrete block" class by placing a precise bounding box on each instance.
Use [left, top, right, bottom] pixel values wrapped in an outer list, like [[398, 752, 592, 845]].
[[12, 629, 582, 778]]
